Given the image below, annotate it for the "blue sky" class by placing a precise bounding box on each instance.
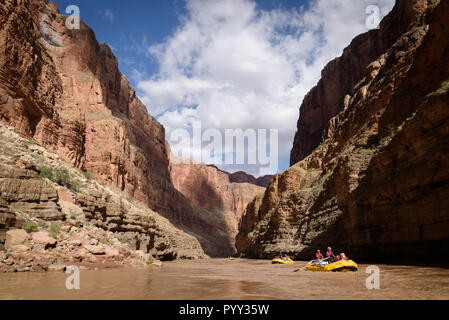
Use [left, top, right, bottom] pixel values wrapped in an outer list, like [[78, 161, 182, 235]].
[[53, 0, 183, 79], [54, 0, 309, 88], [53, 0, 394, 177]]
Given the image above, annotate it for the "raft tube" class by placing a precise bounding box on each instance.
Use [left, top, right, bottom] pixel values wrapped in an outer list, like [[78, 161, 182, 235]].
[[305, 259, 358, 272], [272, 258, 294, 264]]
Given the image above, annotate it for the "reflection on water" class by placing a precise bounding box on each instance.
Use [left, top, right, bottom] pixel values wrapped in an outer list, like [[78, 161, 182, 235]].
[[0, 259, 448, 300]]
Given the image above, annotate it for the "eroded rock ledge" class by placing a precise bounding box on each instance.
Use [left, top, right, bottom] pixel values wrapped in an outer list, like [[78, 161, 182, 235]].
[[0, 123, 206, 272]]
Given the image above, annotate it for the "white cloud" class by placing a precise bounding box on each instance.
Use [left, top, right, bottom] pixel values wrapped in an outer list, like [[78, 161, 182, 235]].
[[137, 0, 395, 176], [104, 8, 115, 22]]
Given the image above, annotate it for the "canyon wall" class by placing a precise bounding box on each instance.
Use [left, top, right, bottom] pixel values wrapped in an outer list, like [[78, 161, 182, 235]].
[[237, 0, 449, 263], [290, 0, 439, 165], [0, 0, 265, 257], [228, 171, 274, 188], [0, 0, 262, 257], [0, 123, 206, 262], [170, 158, 265, 252], [1, 0, 175, 215]]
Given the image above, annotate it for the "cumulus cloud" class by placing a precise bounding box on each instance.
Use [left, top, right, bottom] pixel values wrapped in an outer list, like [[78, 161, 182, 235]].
[[137, 0, 395, 176]]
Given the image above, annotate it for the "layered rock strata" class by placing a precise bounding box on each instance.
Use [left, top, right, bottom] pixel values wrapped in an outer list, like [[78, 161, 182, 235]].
[[0, 123, 207, 268]]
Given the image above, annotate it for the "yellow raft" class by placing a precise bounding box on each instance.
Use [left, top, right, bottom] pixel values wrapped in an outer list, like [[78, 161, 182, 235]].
[[226, 257, 235, 260], [305, 259, 358, 272], [272, 258, 294, 264]]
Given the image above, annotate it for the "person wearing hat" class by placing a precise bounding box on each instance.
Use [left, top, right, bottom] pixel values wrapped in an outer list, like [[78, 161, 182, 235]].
[[326, 247, 335, 262], [316, 249, 324, 260]]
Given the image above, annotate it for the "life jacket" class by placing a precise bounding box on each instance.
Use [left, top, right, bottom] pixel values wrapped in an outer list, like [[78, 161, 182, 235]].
[[340, 253, 347, 260], [326, 251, 333, 257], [316, 253, 323, 259]]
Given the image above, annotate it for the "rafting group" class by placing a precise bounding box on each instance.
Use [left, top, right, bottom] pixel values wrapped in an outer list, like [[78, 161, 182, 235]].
[[271, 246, 359, 272], [272, 253, 294, 264], [306, 247, 358, 272]]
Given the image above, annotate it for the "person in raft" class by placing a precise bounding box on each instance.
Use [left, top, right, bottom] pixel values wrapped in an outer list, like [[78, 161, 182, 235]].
[[316, 250, 324, 261], [274, 252, 284, 260], [312, 249, 324, 264], [326, 247, 335, 262], [340, 253, 348, 260]]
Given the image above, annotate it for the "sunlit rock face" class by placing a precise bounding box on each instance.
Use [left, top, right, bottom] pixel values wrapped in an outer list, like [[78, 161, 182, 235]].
[[0, 0, 263, 257]]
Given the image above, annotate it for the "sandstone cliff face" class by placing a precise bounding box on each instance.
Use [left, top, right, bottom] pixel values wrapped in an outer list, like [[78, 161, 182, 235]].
[[0, 0, 62, 139], [170, 158, 265, 253], [0, 123, 206, 262], [290, 0, 440, 165], [237, 0, 449, 262], [0, 0, 238, 256], [25, 0, 183, 221]]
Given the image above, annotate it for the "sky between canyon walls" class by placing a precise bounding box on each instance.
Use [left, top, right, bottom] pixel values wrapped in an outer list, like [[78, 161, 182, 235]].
[[54, 0, 395, 176]]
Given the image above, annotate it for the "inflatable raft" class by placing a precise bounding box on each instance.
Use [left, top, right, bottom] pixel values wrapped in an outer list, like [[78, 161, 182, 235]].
[[305, 259, 358, 272], [272, 258, 294, 264], [226, 257, 235, 260]]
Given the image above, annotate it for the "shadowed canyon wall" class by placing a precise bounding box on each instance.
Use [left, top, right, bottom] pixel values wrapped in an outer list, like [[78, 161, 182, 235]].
[[237, 0, 449, 263], [170, 158, 265, 253]]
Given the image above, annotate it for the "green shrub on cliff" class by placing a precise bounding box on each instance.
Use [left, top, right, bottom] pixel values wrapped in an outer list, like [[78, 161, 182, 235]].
[[50, 222, 61, 233], [37, 166, 81, 193], [37, 220, 48, 229], [54, 168, 71, 187], [11, 204, 23, 212], [22, 221, 38, 233], [21, 140, 38, 149], [82, 171, 94, 181], [49, 222, 61, 239], [38, 166, 54, 180]]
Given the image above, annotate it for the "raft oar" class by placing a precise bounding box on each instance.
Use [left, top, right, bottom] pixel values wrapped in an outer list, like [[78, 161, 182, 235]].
[[312, 257, 330, 266]]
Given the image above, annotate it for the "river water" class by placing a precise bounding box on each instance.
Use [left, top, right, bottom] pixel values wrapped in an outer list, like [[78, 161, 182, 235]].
[[0, 259, 448, 300]]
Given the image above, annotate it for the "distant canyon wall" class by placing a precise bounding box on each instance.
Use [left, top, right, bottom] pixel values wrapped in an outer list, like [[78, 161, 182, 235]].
[[170, 157, 266, 254]]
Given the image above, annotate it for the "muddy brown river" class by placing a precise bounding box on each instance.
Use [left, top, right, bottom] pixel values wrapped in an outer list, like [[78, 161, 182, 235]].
[[0, 259, 448, 300]]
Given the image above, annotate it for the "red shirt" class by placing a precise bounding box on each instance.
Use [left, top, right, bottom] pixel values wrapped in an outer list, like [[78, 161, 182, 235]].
[[316, 253, 324, 259]]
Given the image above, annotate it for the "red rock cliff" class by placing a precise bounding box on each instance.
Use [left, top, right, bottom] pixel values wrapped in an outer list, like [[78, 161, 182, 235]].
[[1, 0, 176, 214], [238, 0, 449, 263], [0, 0, 252, 256], [290, 0, 437, 165]]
